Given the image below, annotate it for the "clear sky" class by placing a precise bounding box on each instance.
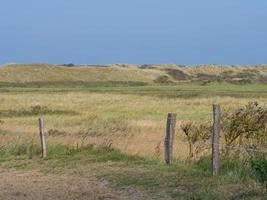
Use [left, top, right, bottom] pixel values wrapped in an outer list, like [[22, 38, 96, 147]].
[[1, 0, 267, 65]]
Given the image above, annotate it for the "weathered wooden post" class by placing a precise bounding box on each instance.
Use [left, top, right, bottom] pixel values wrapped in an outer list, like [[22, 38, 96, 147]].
[[164, 113, 176, 164], [212, 104, 221, 176], [38, 118, 47, 158]]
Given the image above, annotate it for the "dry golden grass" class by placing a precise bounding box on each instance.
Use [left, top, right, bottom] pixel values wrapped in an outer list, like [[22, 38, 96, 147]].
[[0, 63, 266, 84], [0, 64, 164, 83], [0, 91, 266, 159]]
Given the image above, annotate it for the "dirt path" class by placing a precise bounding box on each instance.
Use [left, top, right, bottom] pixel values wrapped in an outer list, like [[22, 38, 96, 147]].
[[0, 168, 147, 200]]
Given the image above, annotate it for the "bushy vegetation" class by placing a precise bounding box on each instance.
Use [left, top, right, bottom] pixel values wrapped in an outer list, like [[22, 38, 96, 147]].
[[154, 75, 173, 84], [0, 105, 77, 118], [180, 121, 211, 159], [181, 102, 267, 187], [48, 129, 69, 137], [221, 102, 267, 150], [180, 102, 267, 156], [250, 154, 267, 188], [62, 63, 75, 67], [166, 69, 192, 81]]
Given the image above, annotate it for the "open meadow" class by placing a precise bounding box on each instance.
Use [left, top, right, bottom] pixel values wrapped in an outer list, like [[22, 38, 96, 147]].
[[0, 64, 266, 199]]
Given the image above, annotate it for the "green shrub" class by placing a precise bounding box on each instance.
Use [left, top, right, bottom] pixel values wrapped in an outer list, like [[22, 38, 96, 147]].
[[228, 79, 253, 85], [235, 72, 256, 79], [250, 154, 267, 188], [48, 129, 68, 137], [0, 105, 78, 118], [221, 102, 267, 150], [154, 75, 173, 84], [62, 63, 75, 67], [166, 69, 192, 81], [196, 73, 222, 82], [180, 121, 211, 159]]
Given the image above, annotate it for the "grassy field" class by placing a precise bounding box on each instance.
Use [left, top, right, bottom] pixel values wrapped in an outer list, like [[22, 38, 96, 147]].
[[0, 144, 265, 199], [0, 64, 266, 199], [1, 87, 267, 158]]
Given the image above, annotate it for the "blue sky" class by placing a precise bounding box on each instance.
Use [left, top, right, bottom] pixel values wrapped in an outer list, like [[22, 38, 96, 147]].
[[0, 0, 267, 65]]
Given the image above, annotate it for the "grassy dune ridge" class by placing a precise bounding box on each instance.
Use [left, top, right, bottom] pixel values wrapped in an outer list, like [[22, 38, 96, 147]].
[[0, 64, 163, 83], [0, 63, 267, 85]]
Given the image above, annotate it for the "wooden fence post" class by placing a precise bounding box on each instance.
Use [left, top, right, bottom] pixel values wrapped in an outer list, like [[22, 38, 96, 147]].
[[212, 104, 221, 176], [164, 113, 176, 164], [38, 118, 47, 158]]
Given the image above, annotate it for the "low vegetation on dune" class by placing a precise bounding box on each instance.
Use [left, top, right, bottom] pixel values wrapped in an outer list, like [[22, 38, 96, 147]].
[[0, 63, 267, 86]]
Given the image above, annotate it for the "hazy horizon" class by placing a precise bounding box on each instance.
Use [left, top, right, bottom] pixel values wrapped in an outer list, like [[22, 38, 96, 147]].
[[1, 0, 267, 65], [1, 62, 267, 66]]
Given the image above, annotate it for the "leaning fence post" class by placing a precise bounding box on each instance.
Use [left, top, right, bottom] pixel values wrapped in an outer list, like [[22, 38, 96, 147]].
[[164, 113, 176, 164], [38, 118, 47, 158], [212, 104, 221, 176]]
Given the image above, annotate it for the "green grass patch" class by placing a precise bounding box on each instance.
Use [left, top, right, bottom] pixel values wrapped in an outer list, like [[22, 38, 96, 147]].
[[0, 81, 148, 88], [0, 143, 265, 199], [0, 84, 266, 98]]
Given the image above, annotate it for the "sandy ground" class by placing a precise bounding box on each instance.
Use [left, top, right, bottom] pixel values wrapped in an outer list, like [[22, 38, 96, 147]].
[[0, 168, 147, 200]]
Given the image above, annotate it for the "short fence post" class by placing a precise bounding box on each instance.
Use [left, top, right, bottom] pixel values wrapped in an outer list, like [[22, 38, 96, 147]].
[[164, 113, 176, 164], [38, 118, 47, 158], [212, 104, 221, 176]]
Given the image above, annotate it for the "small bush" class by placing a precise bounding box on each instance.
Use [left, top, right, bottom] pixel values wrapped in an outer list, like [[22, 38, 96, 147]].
[[139, 64, 155, 69], [250, 154, 267, 188], [196, 73, 222, 82], [221, 70, 235, 79], [31, 105, 50, 115], [181, 121, 211, 159], [221, 102, 267, 150], [62, 63, 75, 67], [154, 75, 173, 84], [166, 69, 192, 81], [235, 72, 256, 79], [48, 129, 68, 137], [228, 79, 252, 85], [0, 105, 78, 118]]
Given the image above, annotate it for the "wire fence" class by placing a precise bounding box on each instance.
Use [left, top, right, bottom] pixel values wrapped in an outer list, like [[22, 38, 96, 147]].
[[0, 103, 266, 176]]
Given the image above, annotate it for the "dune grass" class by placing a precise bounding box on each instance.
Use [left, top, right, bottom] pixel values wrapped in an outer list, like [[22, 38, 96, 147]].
[[0, 89, 267, 159], [0, 64, 267, 85], [0, 64, 164, 83]]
